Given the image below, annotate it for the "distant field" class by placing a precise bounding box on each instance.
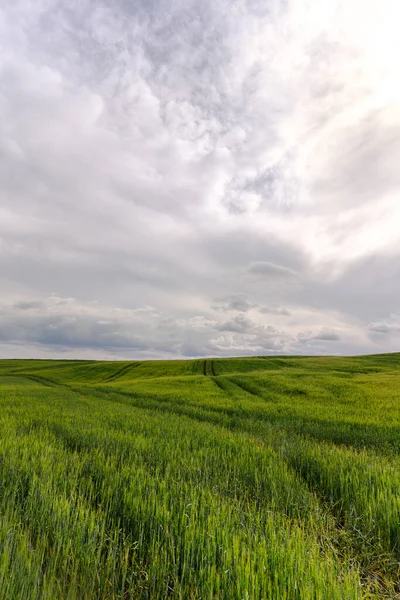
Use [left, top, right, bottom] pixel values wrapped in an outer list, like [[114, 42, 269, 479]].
[[0, 355, 399, 599]]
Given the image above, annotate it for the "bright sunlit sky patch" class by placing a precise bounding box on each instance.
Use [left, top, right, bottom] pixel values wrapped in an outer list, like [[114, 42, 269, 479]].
[[1, 0, 400, 359]]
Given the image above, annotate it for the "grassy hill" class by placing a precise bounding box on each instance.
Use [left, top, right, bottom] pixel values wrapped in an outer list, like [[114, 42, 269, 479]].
[[0, 354, 399, 598]]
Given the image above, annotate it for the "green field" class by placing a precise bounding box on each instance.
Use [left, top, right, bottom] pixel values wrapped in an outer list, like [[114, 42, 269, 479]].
[[0, 355, 399, 599]]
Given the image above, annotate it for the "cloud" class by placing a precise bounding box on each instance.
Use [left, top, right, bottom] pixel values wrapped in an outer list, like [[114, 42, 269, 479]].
[[259, 306, 292, 316], [216, 314, 255, 333], [212, 294, 254, 313], [368, 315, 400, 336], [0, 296, 287, 358], [213, 294, 292, 317], [368, 324, 392, 335], [296, 328, 342, 344], [0, 293, 385, 359], [13, 300, 45, 311], [0, 0, 400, 358], [247, 261, 295, 278], [313, 329, 341, 342]]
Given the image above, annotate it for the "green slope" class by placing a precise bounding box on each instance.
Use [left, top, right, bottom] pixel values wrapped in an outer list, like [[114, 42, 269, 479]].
[[0, 354, 399, 598]]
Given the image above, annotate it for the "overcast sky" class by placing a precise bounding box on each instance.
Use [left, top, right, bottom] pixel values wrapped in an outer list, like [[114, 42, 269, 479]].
[[1, 0, 400, 360]]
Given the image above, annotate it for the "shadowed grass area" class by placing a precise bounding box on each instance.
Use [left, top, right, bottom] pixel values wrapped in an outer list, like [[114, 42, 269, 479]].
[[0, 354, 399, 598]]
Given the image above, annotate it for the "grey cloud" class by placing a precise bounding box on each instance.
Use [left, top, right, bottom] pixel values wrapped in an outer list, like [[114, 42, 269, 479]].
[[0, 296, 283, 358], [0, 0, 399, 359], [0, 294, 303, 359], [368, 323, 392, 335], [294, 253, 400, 323], [210, 321, 286, 356], [212, 294, 254, 312], [212, 295, 292, 319], [259, 306, 292, 316], [247, 261, 295, 278], [0, 292, 386, 358], [0, 302, 179, 355], [368, 317, 400, 336], [297, 329, 341, 343], [313, 329, 341, 341], [13, 300, 45, 310], [216, 314, 255, 333]]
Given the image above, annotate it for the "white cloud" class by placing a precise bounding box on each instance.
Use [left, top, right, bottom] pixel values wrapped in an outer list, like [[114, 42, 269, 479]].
[[0, 0, 399, 358]]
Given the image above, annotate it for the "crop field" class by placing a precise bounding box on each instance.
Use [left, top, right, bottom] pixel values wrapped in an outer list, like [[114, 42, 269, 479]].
[[0, 354, 399, 599]]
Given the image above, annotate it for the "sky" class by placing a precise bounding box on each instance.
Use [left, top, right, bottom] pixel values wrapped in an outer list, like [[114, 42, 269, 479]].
[[1, 0, 400, 360]]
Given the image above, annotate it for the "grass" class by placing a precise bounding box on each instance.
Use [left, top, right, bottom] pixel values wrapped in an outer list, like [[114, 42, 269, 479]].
[[0, 354, 399, 599]]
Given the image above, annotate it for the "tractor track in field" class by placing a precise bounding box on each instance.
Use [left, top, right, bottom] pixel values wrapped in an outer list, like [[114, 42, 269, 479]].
[[210, 375, 261, 399], [203, 360, 216, 376], [103, 362, 140, 383], [228, 377, 261, 398], [6, 373, 66, 388], [211, 377, 228, 394], [81, 384, 400, 595]]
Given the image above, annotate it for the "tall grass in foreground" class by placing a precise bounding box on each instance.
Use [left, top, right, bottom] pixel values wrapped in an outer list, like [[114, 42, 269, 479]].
[[0, 354, 399, 598]]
